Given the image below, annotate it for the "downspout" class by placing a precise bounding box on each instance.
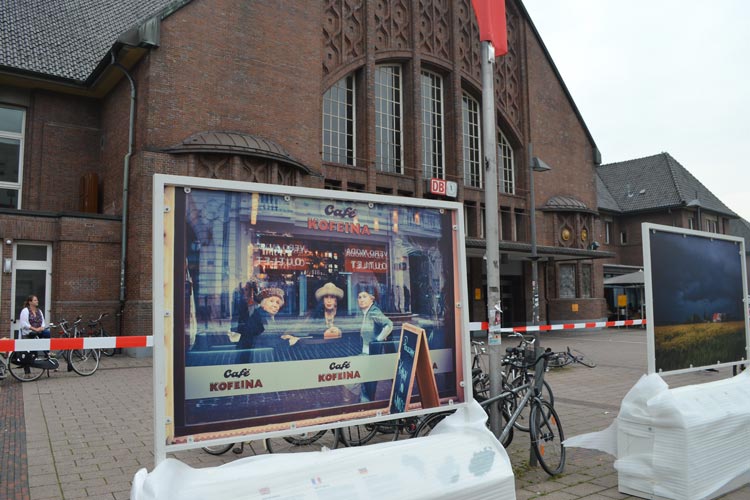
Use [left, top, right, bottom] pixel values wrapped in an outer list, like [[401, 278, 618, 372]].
[[110, 50, 136, 336]]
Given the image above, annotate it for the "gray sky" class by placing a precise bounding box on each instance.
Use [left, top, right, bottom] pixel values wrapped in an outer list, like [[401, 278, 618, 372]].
[[522, 0, 750, 222]]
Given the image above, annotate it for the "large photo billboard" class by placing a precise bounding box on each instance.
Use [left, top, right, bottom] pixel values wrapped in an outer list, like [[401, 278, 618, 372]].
[[643, 223, 749, 374], [153, 176, 469, 450]]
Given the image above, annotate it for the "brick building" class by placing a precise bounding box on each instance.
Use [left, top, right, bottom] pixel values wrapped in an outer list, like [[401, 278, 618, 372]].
[[596, 152, 739, 317], [0, 0, 621, 339]]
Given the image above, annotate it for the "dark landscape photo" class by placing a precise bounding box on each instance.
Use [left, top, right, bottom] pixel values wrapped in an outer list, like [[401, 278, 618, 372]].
[[649, 229, 747, 372]]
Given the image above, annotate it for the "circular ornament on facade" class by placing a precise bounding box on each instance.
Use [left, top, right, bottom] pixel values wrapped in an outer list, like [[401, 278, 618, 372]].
[[561, 228, 571, 241], [581, 228, 588, 242]]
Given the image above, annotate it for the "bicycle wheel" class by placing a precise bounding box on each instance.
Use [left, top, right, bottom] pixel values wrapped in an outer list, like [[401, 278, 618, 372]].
[[338, 423, 378, 447], [68, 348, 100, 376], [530, 399, 565, 476], [570, 349, 596, 368], [509, 374, 554, 432], [271, 430, 338, 453], [99, 329, 116, 357], [202, 443, 234, 455], [412, 411, 454, 437], [8, 352, 45, 382]]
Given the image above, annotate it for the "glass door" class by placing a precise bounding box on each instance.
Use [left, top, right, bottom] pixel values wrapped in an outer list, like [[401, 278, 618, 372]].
[[10, 242, 52, 338]]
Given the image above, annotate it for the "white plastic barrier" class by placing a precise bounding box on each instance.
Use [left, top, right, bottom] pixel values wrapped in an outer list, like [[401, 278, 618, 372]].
[[565, 370, 750, 500], [131, 400, 515, 500]]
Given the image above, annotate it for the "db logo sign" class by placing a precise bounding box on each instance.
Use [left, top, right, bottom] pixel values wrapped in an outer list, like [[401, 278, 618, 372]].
[[429, 178, 457, 198]]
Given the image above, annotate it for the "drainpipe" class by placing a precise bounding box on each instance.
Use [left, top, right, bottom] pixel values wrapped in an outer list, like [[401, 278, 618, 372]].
[[110, 50, 136, 337]]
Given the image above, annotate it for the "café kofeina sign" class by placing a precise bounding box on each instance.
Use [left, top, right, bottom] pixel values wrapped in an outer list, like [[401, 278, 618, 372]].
[[429, 178, 457, 198]]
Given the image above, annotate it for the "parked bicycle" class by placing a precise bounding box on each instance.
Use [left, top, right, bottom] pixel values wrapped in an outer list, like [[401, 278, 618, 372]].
[[84, 312, 116, 357], [546, 346, 596, 368], [415, 349, 565, 476], [202, 429, 341, 456]]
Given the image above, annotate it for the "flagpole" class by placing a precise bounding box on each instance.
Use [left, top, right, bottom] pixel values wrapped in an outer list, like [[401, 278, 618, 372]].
[[480, 40, 503, 438]]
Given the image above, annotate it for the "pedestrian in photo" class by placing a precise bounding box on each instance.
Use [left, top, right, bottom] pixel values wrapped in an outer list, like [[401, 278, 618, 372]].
[[357, 289, 393, 402]]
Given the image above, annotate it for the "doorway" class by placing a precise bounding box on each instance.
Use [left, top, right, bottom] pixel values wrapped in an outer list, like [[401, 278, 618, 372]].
[[10, 242, 52, 338]]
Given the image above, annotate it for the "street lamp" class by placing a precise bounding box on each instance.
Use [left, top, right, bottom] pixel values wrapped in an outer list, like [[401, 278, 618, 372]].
[[528, 150, 551, 466]]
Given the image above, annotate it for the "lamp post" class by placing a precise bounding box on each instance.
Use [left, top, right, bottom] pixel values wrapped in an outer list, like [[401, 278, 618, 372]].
[[529, 154, 551, 328], [528, 149, 551, 466]]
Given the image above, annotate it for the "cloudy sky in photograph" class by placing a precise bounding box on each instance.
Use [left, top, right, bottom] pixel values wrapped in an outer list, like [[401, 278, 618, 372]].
[[522, 0, 750, 222]]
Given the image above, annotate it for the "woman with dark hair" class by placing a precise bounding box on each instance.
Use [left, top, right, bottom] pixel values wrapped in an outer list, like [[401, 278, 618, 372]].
[[19, 295, 50, 340]]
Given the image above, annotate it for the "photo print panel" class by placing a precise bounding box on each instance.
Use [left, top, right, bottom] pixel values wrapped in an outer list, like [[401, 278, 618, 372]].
[[154, 176, 469, 449], [643, 223, 749, 374]]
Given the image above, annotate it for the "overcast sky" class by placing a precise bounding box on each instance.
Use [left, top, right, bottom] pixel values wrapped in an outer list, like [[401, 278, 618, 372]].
[[522, 0, 750, 222]]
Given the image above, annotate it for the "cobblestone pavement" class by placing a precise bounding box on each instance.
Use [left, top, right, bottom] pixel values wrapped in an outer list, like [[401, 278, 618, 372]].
[[1, 329, 748, 499]]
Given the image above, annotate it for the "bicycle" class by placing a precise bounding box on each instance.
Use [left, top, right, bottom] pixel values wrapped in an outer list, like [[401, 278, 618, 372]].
[[336, 416, 424, 446], [85, 312, 116, 357], [473, 333, 554, 432], [202, 429, 341, 456], [546, 346, 596, 368], [5, 330, 61, 382], [415, 350, 565, 476], [50, 318, 100, 376]]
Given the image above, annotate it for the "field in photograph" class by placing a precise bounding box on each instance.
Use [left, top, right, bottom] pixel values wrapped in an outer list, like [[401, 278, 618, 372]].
[[655, 321, 746, 371]]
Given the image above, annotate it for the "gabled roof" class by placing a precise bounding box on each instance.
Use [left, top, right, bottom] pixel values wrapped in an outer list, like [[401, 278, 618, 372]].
[[596, 152, 736, 217], [0, 0, 189, 84]]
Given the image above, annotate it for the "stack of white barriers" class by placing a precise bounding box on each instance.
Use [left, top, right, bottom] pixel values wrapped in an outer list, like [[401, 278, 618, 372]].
[[131, 400, 516, 500], [566, 370, 750, 500]]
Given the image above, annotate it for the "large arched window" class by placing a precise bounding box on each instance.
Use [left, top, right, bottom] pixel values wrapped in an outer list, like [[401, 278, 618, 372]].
[[421, 70, 444, 179], [498, 130, 515, 194], [375, 65, 403, 174], [462, 93, 482, 188], [322, 75, 355, 165]]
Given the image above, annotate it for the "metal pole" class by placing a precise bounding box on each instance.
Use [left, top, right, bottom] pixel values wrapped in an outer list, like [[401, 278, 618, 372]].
[[528, 144, 543, 467], [480, 41, 503, 438]]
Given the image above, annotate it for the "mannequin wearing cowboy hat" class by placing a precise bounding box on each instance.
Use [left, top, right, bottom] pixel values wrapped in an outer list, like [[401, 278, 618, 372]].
[[311, 282, 345, 339]]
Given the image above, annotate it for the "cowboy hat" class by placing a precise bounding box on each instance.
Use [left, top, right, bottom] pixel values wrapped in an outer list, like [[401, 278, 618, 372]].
[[315, 282, 344, 301]]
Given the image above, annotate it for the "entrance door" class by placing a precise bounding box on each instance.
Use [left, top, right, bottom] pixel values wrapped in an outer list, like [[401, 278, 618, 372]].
[[10, 242, 52, 338]]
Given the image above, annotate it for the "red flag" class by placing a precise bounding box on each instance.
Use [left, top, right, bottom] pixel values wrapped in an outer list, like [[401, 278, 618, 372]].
[[471, 0, 508, 56]]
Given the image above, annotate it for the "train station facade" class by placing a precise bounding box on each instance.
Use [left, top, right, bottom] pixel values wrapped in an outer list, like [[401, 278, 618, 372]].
[[1, 0, 738, 339]]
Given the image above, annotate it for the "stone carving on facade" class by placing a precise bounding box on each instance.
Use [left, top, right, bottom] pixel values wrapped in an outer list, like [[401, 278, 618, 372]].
[[192, 154, 297, 186], [418, 0, 451, 61], [374, 0, 411, 52], [457, 0, 522, 133], [323, 0, 365, 76]]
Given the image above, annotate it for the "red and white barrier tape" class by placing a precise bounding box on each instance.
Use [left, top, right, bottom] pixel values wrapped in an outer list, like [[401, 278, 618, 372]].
[[0, 336, 153, 353], [469, 319, 647, 333]]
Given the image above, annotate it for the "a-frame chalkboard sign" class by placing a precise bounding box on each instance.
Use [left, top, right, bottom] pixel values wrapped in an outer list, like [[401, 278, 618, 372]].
[[389, 323, 440, 414]]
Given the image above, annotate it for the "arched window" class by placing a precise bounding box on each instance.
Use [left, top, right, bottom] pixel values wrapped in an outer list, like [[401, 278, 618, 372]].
[[322, 75, 355, 165], [498, 130, 514, 194], [375, 65, 403, 173], [462, 93, 482, 188], [421, 70, 444, 179]]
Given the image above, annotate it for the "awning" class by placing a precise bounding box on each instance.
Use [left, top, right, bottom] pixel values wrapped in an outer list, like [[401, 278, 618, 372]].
[[604, 270, 644, 286]]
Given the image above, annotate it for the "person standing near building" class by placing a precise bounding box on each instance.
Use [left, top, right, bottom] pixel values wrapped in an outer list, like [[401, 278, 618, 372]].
[[357, 290, 393, 402]]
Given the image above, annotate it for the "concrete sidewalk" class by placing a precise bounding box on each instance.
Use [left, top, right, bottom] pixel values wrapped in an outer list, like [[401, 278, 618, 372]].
[[1, 328, 748, 499]]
